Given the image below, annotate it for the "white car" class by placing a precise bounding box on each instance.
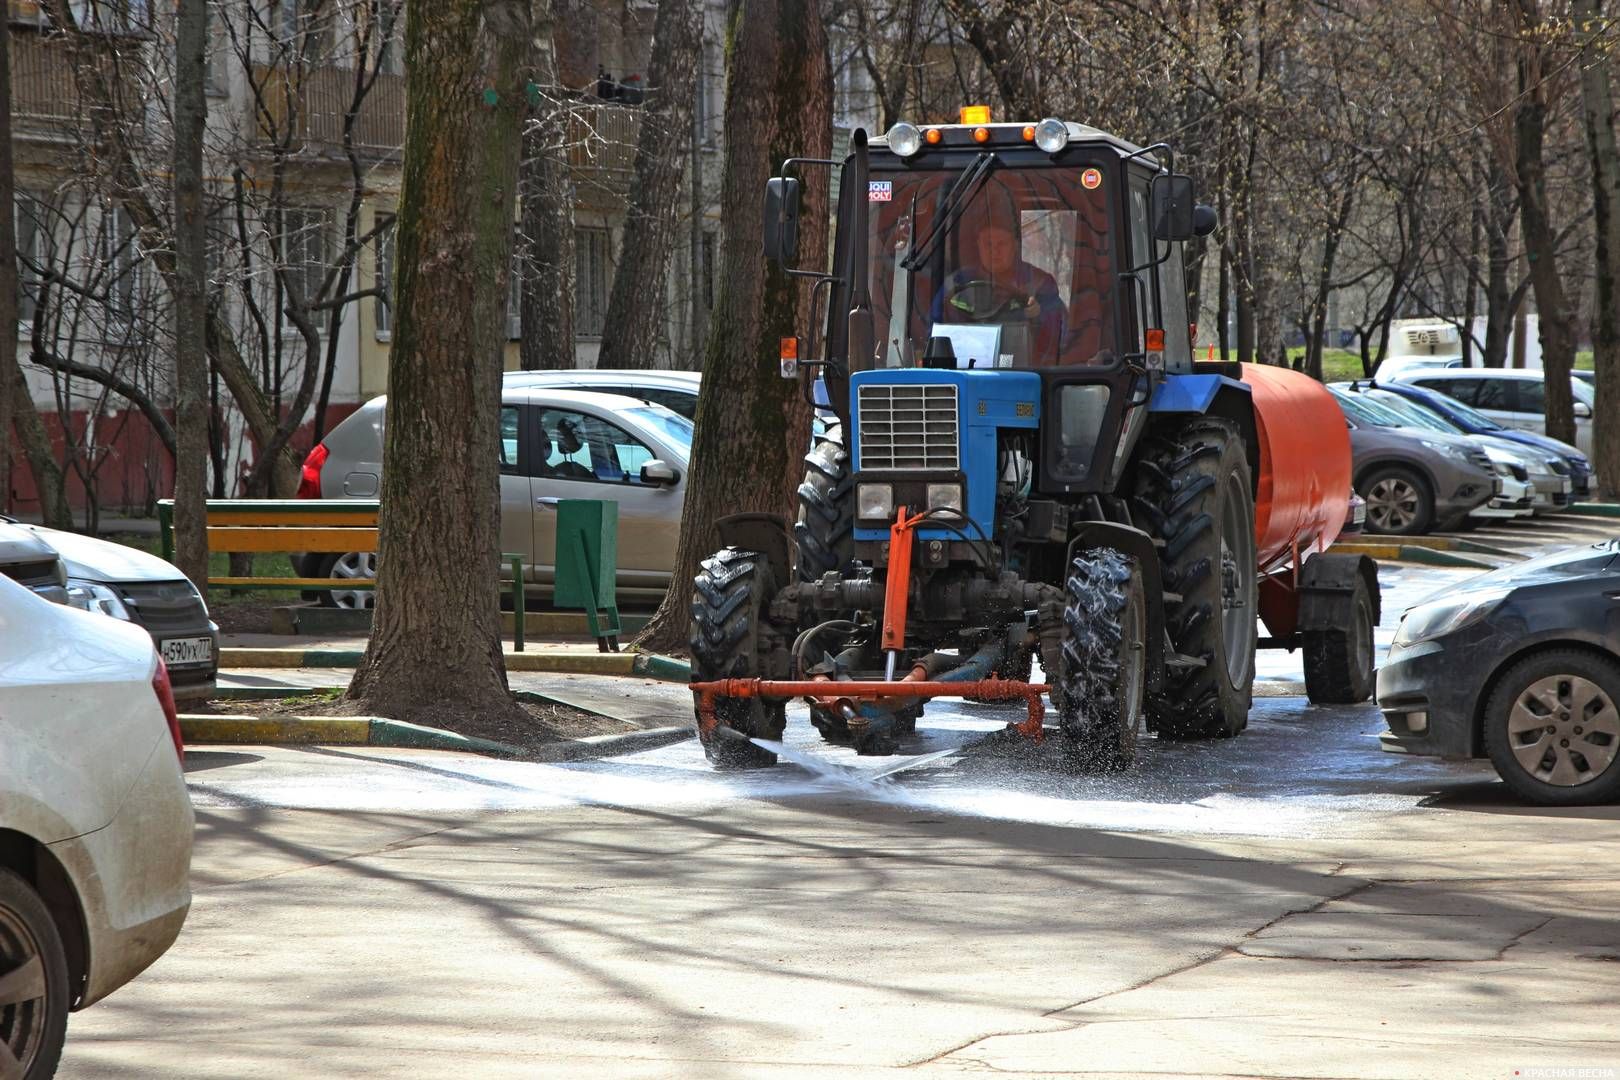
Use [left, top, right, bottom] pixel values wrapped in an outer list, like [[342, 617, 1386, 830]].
[[502, 368, 701, 419], [0, 576, 193, 1077], [1385, 368, 1597, 457]]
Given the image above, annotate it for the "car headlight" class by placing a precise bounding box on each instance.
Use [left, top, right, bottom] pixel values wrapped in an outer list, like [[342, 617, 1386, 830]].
[[1393, 586, 1510, 647], [66, 579, 131, 620], [1420, 439, 1470, 463], [187, 579, 210, 618], [857, 483, 894, 520], [925, 483, 963, 513]]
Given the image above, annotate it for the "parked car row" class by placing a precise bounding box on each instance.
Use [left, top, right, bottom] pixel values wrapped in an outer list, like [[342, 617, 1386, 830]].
[[1327, 377, 1589, 537], [0, 518, 219, 701]]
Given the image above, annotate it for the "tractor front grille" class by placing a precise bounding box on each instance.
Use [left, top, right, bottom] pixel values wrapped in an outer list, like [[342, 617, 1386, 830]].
[[857, 383, 959, 470]]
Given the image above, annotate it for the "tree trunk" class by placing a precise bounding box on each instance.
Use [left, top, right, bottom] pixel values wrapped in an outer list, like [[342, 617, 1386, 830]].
[[346, 0, 531, 724], [173, 0, 210, 595], [518, 0, 576, 370], [1576, 0, 1620, 497], [687, 67, 709, 367], [595, 0, 701, 370], [634, 0, 830, 653], [1514, 14, 1578, 444]]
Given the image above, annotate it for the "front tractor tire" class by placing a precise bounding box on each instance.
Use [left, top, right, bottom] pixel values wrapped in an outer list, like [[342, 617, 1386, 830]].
[[1135, 420, 1258, 740], [690, 548, 789, 768], [794, 420, 855, 585], [1056, 550, 1148, 770]]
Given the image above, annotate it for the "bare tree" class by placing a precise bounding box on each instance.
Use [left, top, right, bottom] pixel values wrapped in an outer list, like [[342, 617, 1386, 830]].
[[519, 0, 577, 371], [636, 0, 832, 652], [1575, 0, 1620, 495], [596, 0, 703, 369], [173, 0, 209, 592], [346, 0, 531, 723]]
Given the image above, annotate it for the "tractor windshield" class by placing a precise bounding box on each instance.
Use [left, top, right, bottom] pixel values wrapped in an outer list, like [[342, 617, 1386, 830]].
[[863, 164, 1116, 370]]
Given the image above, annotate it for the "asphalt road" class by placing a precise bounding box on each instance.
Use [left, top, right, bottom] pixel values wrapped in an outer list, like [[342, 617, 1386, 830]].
[[60, 522, 1620, 1079]]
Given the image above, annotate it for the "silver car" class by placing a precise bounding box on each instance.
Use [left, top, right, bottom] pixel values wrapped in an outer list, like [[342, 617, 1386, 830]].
[[298, 388, 693, 604]]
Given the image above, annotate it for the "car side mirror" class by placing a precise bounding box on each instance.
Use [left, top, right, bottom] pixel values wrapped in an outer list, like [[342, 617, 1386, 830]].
[[1151, 174, 1196, 241], [1574, 401, 1593, 419], [640, 460, 678, 486], [763, 177, 801, 264]]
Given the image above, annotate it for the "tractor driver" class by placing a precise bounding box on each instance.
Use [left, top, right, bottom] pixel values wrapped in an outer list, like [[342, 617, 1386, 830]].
[[930, 221, 1066, 360]]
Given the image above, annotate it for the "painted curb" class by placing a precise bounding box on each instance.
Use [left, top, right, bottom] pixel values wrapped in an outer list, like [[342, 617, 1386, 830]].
[[1330, 542, 1500, 569], [631, 652, 691, 682], [1569, 502, 1620, 518], [179, 714, 521, 756]]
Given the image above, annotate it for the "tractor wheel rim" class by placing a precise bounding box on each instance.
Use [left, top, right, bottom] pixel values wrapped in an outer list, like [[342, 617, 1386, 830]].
[[1120, 585, 1146, 739], [1367, 478, 1418, 531], [0, 904, 49, 1076], [1506, 674, 1620, 786], [1219, 471, 1254, 686], [330, 552, 377, 610]]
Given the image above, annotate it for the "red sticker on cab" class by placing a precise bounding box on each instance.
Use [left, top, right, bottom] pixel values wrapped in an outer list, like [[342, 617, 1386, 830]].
[[1081, 168, 1102, 190]]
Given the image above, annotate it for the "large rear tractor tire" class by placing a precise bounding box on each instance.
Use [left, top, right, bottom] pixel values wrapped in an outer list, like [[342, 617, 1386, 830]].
[[794, 421, 855, 585], [1056, 550, 1148, 770], [1134, 420, 1257, 739], [1303, 571, 1377, 704], [690, 548, 789, 769]]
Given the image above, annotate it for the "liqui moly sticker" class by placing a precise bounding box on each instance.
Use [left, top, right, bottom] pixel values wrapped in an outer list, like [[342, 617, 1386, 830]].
[[868, 180, 893, 202]]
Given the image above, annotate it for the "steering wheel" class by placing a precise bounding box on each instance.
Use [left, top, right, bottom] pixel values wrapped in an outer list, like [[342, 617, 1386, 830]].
[[944, 279, 1033, 321]]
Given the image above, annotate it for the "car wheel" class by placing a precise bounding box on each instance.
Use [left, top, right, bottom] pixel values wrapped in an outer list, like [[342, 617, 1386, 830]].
[[314, 552, 377, 610], [1361, 466, 1434, 536], [1483, 649, 1620, 806], [0, 869, 70, 1080]]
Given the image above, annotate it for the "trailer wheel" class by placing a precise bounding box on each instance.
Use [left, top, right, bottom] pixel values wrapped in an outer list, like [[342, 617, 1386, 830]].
[[1056, 549, 1147, 770], [794, 422, 854, 584], [1303, 572, 1377, 704], [1135, 420, 1256, 739], [690, 548, 788, 768]]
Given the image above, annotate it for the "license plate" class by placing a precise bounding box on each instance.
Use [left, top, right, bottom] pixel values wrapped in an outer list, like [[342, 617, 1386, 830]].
[[160, 636, 213, 667]]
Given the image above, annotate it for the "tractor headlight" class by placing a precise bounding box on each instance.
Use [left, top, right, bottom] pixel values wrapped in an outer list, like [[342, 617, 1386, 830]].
[[1033, 117, 1069, 153], [886, 122, 923, 158], [857, 483, 894, 520], [925, 483, 963, 513]]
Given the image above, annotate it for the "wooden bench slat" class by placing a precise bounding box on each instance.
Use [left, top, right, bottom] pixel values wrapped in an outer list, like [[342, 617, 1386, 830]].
[[206, 526, 378, 553], [199, 510, 380, 527]]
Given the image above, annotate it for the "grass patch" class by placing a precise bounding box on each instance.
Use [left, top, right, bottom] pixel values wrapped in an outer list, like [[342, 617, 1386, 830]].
[[101, 531, 302, 606], [1275, 347, 1367, 383]]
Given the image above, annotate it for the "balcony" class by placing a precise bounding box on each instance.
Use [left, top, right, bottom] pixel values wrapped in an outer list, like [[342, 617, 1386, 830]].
[[10, 30, 86, 135], [249, 65, 406, 161], [566, 103, 642, 209]]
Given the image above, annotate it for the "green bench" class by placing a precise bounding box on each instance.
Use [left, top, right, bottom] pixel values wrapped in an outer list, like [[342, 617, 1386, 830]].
[[157, 499, 526, 650]]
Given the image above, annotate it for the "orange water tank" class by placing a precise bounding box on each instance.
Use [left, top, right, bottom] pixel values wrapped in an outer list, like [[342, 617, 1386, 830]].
[[1240, 363, 1352, 575]]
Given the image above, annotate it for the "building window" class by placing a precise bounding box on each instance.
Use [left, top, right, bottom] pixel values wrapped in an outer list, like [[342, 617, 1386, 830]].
[[575, 227, 611, 337], [16, 194, 46, 326], [373, 212, 395, 339], [277, 206, 327, 329], [100, 204, 144, 328]]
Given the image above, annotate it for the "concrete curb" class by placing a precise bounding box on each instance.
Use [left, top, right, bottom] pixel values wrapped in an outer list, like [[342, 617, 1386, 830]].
[[218, 646, 692, 681], [525, 725, 694, 762], [179, 715, 521, 756], [1569, 502, 1620, 518]]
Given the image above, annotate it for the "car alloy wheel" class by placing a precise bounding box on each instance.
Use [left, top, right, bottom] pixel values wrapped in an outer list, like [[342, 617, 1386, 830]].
[[0, 871, 68, 1080], [1366, 476, 1421, 532], [1504, 674, 1620, 786], [328, 551, 377, 610]]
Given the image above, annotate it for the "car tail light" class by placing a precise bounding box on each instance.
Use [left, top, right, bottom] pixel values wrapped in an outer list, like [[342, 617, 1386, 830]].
[[297, 443, 328, 499], [153, 658, 184, 762]]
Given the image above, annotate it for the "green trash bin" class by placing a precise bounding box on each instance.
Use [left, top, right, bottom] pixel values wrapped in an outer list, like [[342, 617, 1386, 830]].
[[553, 499, 622, 651]]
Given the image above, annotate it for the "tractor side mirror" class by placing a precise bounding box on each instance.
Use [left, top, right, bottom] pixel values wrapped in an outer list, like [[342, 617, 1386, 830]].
[[763, 177, 801, 264], [1151, 174, 1196, 241], [1192, 204, 1218, 237]]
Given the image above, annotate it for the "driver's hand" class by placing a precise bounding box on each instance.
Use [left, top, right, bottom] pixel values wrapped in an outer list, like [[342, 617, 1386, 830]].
[[1023, 296, 1040, 320]]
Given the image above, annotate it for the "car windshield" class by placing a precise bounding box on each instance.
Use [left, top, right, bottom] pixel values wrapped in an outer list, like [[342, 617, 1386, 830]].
[[865, 164, 1116, 369], [1419, 390, 1502, 430], [1364, 390, 1459, 434], [1332, 388, 1410, 428], [624, 406, 693, 452]]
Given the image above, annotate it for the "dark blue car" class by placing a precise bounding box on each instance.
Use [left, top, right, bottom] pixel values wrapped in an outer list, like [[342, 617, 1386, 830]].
[[1367, 379, 1591, 498]]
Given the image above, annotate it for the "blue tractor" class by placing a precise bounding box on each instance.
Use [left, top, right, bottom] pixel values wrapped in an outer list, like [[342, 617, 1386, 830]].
[[688, 111, 1375, 768]]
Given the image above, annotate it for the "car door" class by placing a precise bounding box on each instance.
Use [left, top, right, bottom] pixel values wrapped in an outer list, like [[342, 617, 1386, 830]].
[[530, 406, 684, 591], [1513, 377, 1595, 455], [498, 404, 536, 581]]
